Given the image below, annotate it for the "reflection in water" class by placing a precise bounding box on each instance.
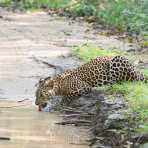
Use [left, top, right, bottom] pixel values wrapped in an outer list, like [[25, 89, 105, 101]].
[[0, 103, 89, 148]]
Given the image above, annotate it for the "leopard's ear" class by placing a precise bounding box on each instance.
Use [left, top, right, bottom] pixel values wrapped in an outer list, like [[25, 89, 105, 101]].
[[39, 76, 51, 84], [44, 78, 54, 87], [39, 78, 44, 83], [44, 76, 51, 81]]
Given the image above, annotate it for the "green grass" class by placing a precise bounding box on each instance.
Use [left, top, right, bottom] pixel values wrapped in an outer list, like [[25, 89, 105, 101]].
[[72, 43, 125, 62], [107, 82, 148, 121], [108, 81, 148, 133], [72, 43, 148, 133]]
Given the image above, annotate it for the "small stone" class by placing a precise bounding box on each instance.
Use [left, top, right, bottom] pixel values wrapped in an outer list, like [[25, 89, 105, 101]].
[[108, 113, 125, 120], [105, 113, 125, 128], [103, 99, 115, 105]]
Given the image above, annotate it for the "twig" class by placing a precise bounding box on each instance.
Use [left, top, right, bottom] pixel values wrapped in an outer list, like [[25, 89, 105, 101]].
[[17, 98, 30, 103], [62, 108, 94, 115], [60, 113, 91, 118], [56, 119, 91, 125], [32, 56, 57, 69], [62, 108, 84, 113], [70, 142, 89, 146], [0, 137, 10, 140]]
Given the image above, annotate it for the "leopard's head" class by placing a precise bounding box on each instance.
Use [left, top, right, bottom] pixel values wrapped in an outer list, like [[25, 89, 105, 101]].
[[35, 77, 54, 110]]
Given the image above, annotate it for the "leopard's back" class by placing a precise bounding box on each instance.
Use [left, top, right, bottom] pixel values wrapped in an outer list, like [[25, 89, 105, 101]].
[[74, 56, 112, 86]]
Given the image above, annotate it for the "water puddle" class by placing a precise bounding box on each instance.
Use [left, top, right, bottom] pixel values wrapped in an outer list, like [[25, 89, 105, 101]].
[[0, 101, 89, 148]]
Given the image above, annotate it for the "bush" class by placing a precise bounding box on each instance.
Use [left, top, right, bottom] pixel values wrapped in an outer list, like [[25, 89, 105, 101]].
[[96, 0, 148, 34], [0, 0, 148, 35], [70, 0, 148, 35], [71, 0, 96, 17], [0, 0, 70, 9]]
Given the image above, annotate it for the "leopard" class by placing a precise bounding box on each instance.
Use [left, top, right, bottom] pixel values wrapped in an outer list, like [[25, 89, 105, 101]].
[[35, 56, 147, 109]]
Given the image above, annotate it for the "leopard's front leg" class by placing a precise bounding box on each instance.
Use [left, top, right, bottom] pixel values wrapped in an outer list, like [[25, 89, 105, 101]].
[[60, 77, 92, 105], [47, 76, 92, 105]]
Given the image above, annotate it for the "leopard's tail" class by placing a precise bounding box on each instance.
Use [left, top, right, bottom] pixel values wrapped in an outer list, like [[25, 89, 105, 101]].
[[133, 71, 148, 83]]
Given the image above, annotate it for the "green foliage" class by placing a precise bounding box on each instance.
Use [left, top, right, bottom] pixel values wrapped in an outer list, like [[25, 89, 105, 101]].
[[0, 0, 70, 9], [1, 0, 148, 35], [71, 0, 148, 34], [0, 0, 11, 7], [97, 0, 148, 34], [71, 0, 96, 17]]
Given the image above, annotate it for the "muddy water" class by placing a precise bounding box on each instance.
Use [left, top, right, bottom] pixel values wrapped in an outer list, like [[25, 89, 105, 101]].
[[0, 101, 89, 148]]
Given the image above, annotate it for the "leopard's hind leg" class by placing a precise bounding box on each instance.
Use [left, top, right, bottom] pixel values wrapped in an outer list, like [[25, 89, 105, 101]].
[[110, 56, 147, 83]]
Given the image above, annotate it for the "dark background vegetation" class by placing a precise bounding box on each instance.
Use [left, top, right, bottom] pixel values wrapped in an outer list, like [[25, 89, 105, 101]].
[[0, 0, 148, 36]]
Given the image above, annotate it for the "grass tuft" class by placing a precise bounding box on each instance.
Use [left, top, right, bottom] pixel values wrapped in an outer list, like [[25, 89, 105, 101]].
[[108, 81, 148, 132], [72, 43, 125, 62]]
